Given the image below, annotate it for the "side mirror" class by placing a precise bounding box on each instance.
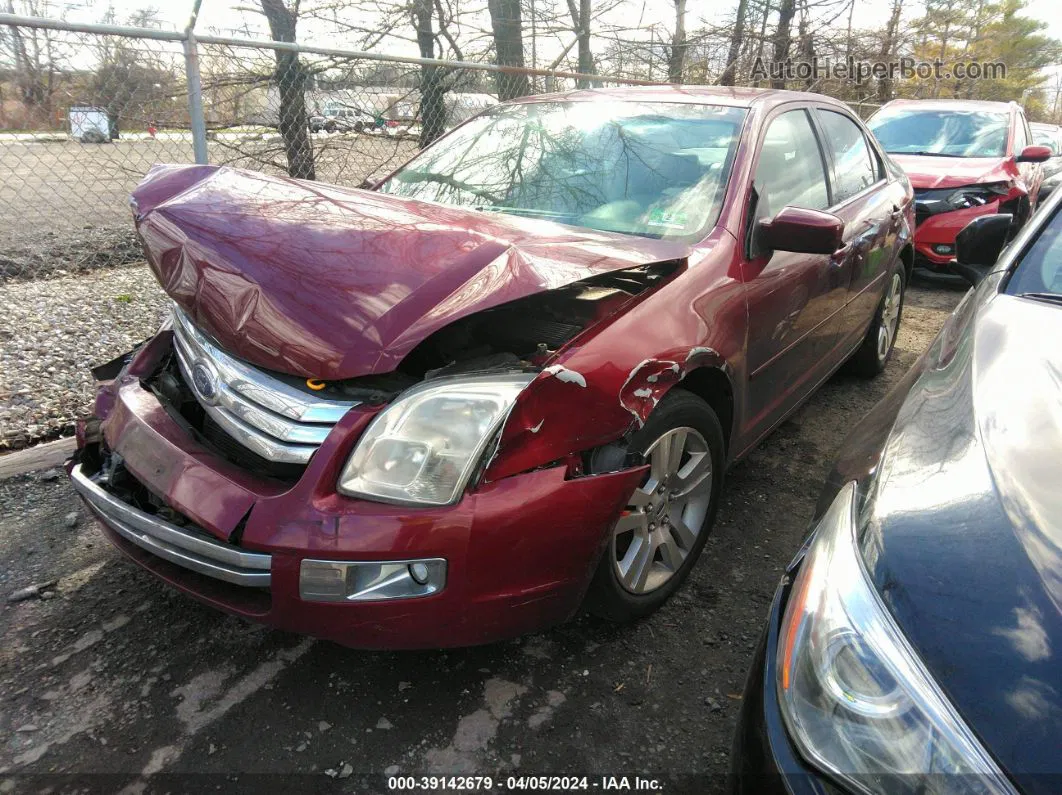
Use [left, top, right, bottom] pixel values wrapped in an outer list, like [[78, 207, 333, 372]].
[[757, 206, 845, 255], [953, 213, 1013, 286], [1017, 145, 1053, 163]]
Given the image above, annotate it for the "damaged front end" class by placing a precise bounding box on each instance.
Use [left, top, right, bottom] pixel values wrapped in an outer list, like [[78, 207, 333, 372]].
[[108, 165, 701, 495]]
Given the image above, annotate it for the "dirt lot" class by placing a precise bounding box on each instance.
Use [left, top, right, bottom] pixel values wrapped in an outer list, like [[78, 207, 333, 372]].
[[0, 134, 416, 279], [0, 281, 963, 794]]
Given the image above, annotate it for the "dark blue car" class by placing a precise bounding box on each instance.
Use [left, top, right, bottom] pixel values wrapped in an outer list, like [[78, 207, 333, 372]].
[[731, 181, 1062, 794]]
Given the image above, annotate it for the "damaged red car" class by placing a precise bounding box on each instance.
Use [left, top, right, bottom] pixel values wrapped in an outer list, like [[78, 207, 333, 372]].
[[867, 98, 1050, 274], [70, 87, 914, 649]]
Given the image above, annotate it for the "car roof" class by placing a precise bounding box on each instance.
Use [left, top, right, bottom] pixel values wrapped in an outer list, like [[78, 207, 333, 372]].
[[507, 84, 855, 113], [1031, 121, 1061, 131], [876, 98, 1018, 114]]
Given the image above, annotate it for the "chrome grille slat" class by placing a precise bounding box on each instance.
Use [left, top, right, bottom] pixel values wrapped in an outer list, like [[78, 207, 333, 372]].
[[170, 305, 358, 465]]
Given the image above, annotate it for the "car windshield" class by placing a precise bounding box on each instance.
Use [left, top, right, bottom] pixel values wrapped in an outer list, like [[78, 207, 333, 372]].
[[1007, 205, 1062, 299], [378, 100, 746, 240], [868, 108, 1009, 157]]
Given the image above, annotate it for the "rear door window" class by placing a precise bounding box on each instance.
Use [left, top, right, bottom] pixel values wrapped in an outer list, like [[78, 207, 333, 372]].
[[816, 110, 879, 204]]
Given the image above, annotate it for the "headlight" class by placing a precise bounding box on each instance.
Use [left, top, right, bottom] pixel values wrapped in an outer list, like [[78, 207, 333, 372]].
[[777, 482, 1015, 795], [337, 374, 533, 506], [947, 182, 1010, 210]]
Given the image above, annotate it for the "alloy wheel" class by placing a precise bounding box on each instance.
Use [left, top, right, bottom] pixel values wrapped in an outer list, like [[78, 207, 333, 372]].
[[877, 272, 903, 361], [612, 426, 713, 594]]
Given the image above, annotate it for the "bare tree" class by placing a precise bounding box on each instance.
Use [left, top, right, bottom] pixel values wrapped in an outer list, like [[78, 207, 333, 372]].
[[566, 0, 593, 86], [719, 0, 749, 86], [877, 0, 905, 102], [487, 0, 531, 99], [667, 0, 687, 83], [771, 0, 797, 89], [260, 0, 316, 179], [1, 0, 63, 126]]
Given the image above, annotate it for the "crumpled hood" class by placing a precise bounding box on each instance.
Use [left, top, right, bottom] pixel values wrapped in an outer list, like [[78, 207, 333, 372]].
[[860, 290, 1062, 792], [890, 154, 1014, 190], [131, 164, 690, 380]]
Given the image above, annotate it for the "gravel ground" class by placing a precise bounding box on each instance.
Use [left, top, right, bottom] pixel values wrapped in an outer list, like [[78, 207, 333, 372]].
[[0, 282, 964, 793], [0, 265, 168, 449]]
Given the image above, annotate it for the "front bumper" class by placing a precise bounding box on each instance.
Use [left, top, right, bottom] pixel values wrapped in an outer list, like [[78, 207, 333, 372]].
[[73, 333, 645, 649], [71, 463, 272, 586], [729, 573, 837, 795], [912, 198, 1004, 271]]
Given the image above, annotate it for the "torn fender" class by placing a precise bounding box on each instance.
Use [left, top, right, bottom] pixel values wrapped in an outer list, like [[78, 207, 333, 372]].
[[486, 344, 726, 482]]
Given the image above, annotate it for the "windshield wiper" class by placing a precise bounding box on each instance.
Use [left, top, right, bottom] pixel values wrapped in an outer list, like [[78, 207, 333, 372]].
[[1019, 291, 1062, 306], [887, 150, 967, 158]]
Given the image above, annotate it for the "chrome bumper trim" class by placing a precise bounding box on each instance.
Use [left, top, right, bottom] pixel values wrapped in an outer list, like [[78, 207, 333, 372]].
[[71, 464, 272, 587]]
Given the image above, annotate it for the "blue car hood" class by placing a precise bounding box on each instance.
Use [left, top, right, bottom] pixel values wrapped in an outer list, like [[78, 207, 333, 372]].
[[861, 289, 1062, 793]]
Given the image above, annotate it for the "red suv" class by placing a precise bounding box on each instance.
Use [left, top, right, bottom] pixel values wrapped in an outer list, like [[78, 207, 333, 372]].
[[868, 98, 1050, 274], [71, 87, 914, 648]]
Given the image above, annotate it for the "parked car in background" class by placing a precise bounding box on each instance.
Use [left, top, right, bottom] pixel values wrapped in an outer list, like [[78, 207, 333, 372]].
[[1031, 121, 1062, 153], [731, 189, 1062, 794], [1032, 122, 1062, 203], [867, 98, 1050, 276], [309, 105, 376, 133], [71, 86, 913, 649]]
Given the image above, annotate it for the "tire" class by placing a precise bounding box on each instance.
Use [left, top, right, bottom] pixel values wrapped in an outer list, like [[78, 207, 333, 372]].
[[584, 389, 725, 622], [846, 267, 905, 378]]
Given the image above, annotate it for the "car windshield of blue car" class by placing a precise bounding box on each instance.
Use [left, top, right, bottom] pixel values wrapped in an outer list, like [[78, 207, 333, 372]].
[[1007, 209, 1062, 300], [868, 109, 1009, 157], [378, 101, 747, 240]]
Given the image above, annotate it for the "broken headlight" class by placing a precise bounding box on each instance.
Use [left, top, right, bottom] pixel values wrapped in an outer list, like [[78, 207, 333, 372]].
[[947, 182, 1010, 210], [777, 482, 1016, 795], [337, 374, 533, 506]]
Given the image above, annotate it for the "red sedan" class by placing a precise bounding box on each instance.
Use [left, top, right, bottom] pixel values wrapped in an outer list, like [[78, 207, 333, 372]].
[[867, 98, 1050, 274], [71, 86, 914, 648]]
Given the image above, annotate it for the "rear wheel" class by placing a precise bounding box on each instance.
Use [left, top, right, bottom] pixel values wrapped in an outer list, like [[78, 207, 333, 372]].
[[585, 389, 725, 622], [847, 268, 904, 377]]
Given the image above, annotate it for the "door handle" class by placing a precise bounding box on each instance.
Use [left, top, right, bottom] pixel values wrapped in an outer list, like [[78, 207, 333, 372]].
[[830, 242, 852, 264]]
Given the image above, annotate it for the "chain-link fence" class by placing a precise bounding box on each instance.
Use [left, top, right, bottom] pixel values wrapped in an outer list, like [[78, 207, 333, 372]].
[[0, 12, 660, 449], [0, 12, 659, 281]]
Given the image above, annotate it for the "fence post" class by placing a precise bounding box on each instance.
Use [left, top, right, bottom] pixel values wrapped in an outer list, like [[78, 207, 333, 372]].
[[183, 30, 209, 164]]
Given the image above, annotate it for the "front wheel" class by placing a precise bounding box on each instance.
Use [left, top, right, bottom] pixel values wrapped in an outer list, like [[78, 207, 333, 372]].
[[584, 389, 725, 622], [846, 268, 905, 378]]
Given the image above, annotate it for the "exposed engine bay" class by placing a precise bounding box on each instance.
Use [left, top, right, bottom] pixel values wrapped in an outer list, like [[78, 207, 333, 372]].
[[140, 262, 677, 484], [402, 263, 677, 381]]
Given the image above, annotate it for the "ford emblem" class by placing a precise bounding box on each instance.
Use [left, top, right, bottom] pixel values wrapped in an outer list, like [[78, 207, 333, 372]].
[[191, 361, 219, 404]]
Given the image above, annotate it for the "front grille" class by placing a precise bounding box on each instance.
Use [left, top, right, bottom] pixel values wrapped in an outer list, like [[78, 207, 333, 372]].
[[170, 306, 359, 465], [913, 188, 956, 228]]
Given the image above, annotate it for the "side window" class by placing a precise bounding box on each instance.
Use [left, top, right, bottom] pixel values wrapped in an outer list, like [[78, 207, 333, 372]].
[[817, 110, 879, 204], [753, 109, 830, 216]]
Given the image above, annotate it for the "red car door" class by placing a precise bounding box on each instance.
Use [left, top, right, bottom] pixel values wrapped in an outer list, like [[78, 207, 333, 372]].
[[740, 106, 849, 441], [812, 107, 900, 355]]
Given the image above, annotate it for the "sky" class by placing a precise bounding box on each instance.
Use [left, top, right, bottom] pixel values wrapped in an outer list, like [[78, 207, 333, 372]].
[[20, 0, 1062, 77]]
